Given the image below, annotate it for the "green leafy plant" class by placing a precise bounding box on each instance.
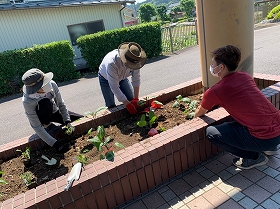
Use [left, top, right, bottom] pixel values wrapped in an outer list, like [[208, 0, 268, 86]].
[[173, 95, 191, 107], [159, 127, 166, 132], [0, 171, 7, 185], [76, 154, 88, 166], [0, 171, 7, 196], [87, 125, 124, 161], [172, 95, 197, 119], [87, 128, 93, 135], [266, 4, 280, 20], [65, 126, 72, 135], [136, 110, 157, 128], [184, 100, 198, 119], [91, 106, 108, 118], [16, 147, 30, 160], [20, 171, 36, 187], [138, 99, 147, 106], [82, 148, 90, 153]]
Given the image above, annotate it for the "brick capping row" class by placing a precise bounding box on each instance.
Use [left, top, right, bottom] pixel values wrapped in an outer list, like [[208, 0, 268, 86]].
[[1, 73, 280, 209]]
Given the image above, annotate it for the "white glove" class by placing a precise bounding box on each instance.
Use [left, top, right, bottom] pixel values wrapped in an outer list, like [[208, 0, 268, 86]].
[[65, 123, 75, 135]]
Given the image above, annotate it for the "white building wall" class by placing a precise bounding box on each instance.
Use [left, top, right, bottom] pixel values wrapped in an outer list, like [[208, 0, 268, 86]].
[[0, 4, 123, 60]]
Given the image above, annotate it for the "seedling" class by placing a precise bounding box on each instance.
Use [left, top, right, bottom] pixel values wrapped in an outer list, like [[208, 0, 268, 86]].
[[0, 171, 7, 197], [138, 99, 147, 106], [20, 171, 36, 188], [87, 128, 93, 135], [172, 95, 198, 119], [183, 100, 198, 119], [65, 126, 73, 135], [76, 154, 88, 166], [0, 171, 7, 185], [136, 110, 157, 128], [16, 147, 30, 160], [87, 125, 124, 161], [173, 95, 191, 108], [82, 148, 90, 153], [91, 106, 108, 118]]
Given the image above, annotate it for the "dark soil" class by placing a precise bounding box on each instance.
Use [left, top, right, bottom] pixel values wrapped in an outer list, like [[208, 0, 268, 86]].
[[0, 93, 203, 202]]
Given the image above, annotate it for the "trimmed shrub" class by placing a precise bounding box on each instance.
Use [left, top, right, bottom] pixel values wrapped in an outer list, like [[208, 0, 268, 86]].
[[0, 41, 79, 97], [76, 22, 162, 71], [266, 4, 280, 20]]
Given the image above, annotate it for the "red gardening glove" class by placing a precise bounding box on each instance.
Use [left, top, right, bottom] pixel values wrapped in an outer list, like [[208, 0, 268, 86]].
[[126, 103, 137, 115], [131, 98, 139, 108]]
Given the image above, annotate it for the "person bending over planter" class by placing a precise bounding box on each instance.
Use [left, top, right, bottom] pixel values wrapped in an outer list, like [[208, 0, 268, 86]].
[[22, 68, 83, 153], [98, 42, 147, 114], [194, 45, 280, 170]]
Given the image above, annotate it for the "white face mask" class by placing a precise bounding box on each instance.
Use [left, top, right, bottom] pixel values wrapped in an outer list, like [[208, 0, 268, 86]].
[[209, 64, 221, 77], [29, 92, 48, 99], [41, 82, 53, 93]]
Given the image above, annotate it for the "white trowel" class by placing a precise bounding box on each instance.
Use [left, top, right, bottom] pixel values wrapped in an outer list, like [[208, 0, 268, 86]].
[[64, 162, 82, 191]]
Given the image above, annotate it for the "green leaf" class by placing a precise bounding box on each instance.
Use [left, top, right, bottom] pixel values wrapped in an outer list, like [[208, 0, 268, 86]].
[[115, 142, 125, 149], [149, 110, 156, 119], [182, 97, 191, 103], [93, 106, 108, 117], [104, 136, 111, 145], [137, 121, 147, 127], [87, 135, 101, 143], [188, 100, 197, 109], [94, 142, 103, 152], [87, 128, 93, 135], [0, 179, 7, 185], [97, 125, 105, 140], [176, 95, 183, 100], [140, 114, 146, 121], [149, 116, 157, 127], [138, 100, 146, 106], [137, 114, 147, 127], [173, 101, 180, 108], [186, 112, 195, 119]]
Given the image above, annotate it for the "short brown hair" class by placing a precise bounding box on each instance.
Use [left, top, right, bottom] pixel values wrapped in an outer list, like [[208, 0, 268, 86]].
[[211, 45, 241, 71]]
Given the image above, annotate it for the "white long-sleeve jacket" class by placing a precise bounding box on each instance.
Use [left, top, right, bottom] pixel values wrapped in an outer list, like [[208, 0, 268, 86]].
[[22, 80, 70, 146], [98, 49, 141, 102]]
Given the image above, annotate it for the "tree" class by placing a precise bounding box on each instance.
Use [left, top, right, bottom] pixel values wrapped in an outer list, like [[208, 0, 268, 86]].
[[139, 3, 157, 22], [171, 5, 182, 20], [180, 0, 195, 18], [156, 4, 169, 21]]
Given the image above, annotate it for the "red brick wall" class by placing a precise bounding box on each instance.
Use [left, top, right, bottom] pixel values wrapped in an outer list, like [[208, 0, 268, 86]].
[[1, 74, 280, 209]]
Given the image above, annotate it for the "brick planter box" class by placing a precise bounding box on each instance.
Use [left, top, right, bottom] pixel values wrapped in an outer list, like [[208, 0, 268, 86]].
[[1, 73, 280, 209]]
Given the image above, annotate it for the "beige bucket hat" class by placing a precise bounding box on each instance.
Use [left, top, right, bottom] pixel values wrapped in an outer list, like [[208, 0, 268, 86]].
[[118, 42, 147, 70]]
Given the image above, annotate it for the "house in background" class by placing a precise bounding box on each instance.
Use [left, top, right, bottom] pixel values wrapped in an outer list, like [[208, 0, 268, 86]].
[[0, 0, 135, 70], [167, 2, 180, 15], [122, 7, 138, 27]]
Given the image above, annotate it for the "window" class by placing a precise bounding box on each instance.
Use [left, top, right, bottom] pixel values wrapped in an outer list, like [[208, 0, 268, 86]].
[[67, 20, 105, 46]]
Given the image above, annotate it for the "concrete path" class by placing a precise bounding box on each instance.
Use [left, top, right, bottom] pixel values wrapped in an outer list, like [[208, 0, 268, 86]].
[[0, 23, 280, 145]]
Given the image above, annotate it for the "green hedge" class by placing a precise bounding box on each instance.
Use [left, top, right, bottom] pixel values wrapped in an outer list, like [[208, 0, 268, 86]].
[[77, 22, 162, 71], [266, 4, 280, 20], [0, 41, 79, 97]]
